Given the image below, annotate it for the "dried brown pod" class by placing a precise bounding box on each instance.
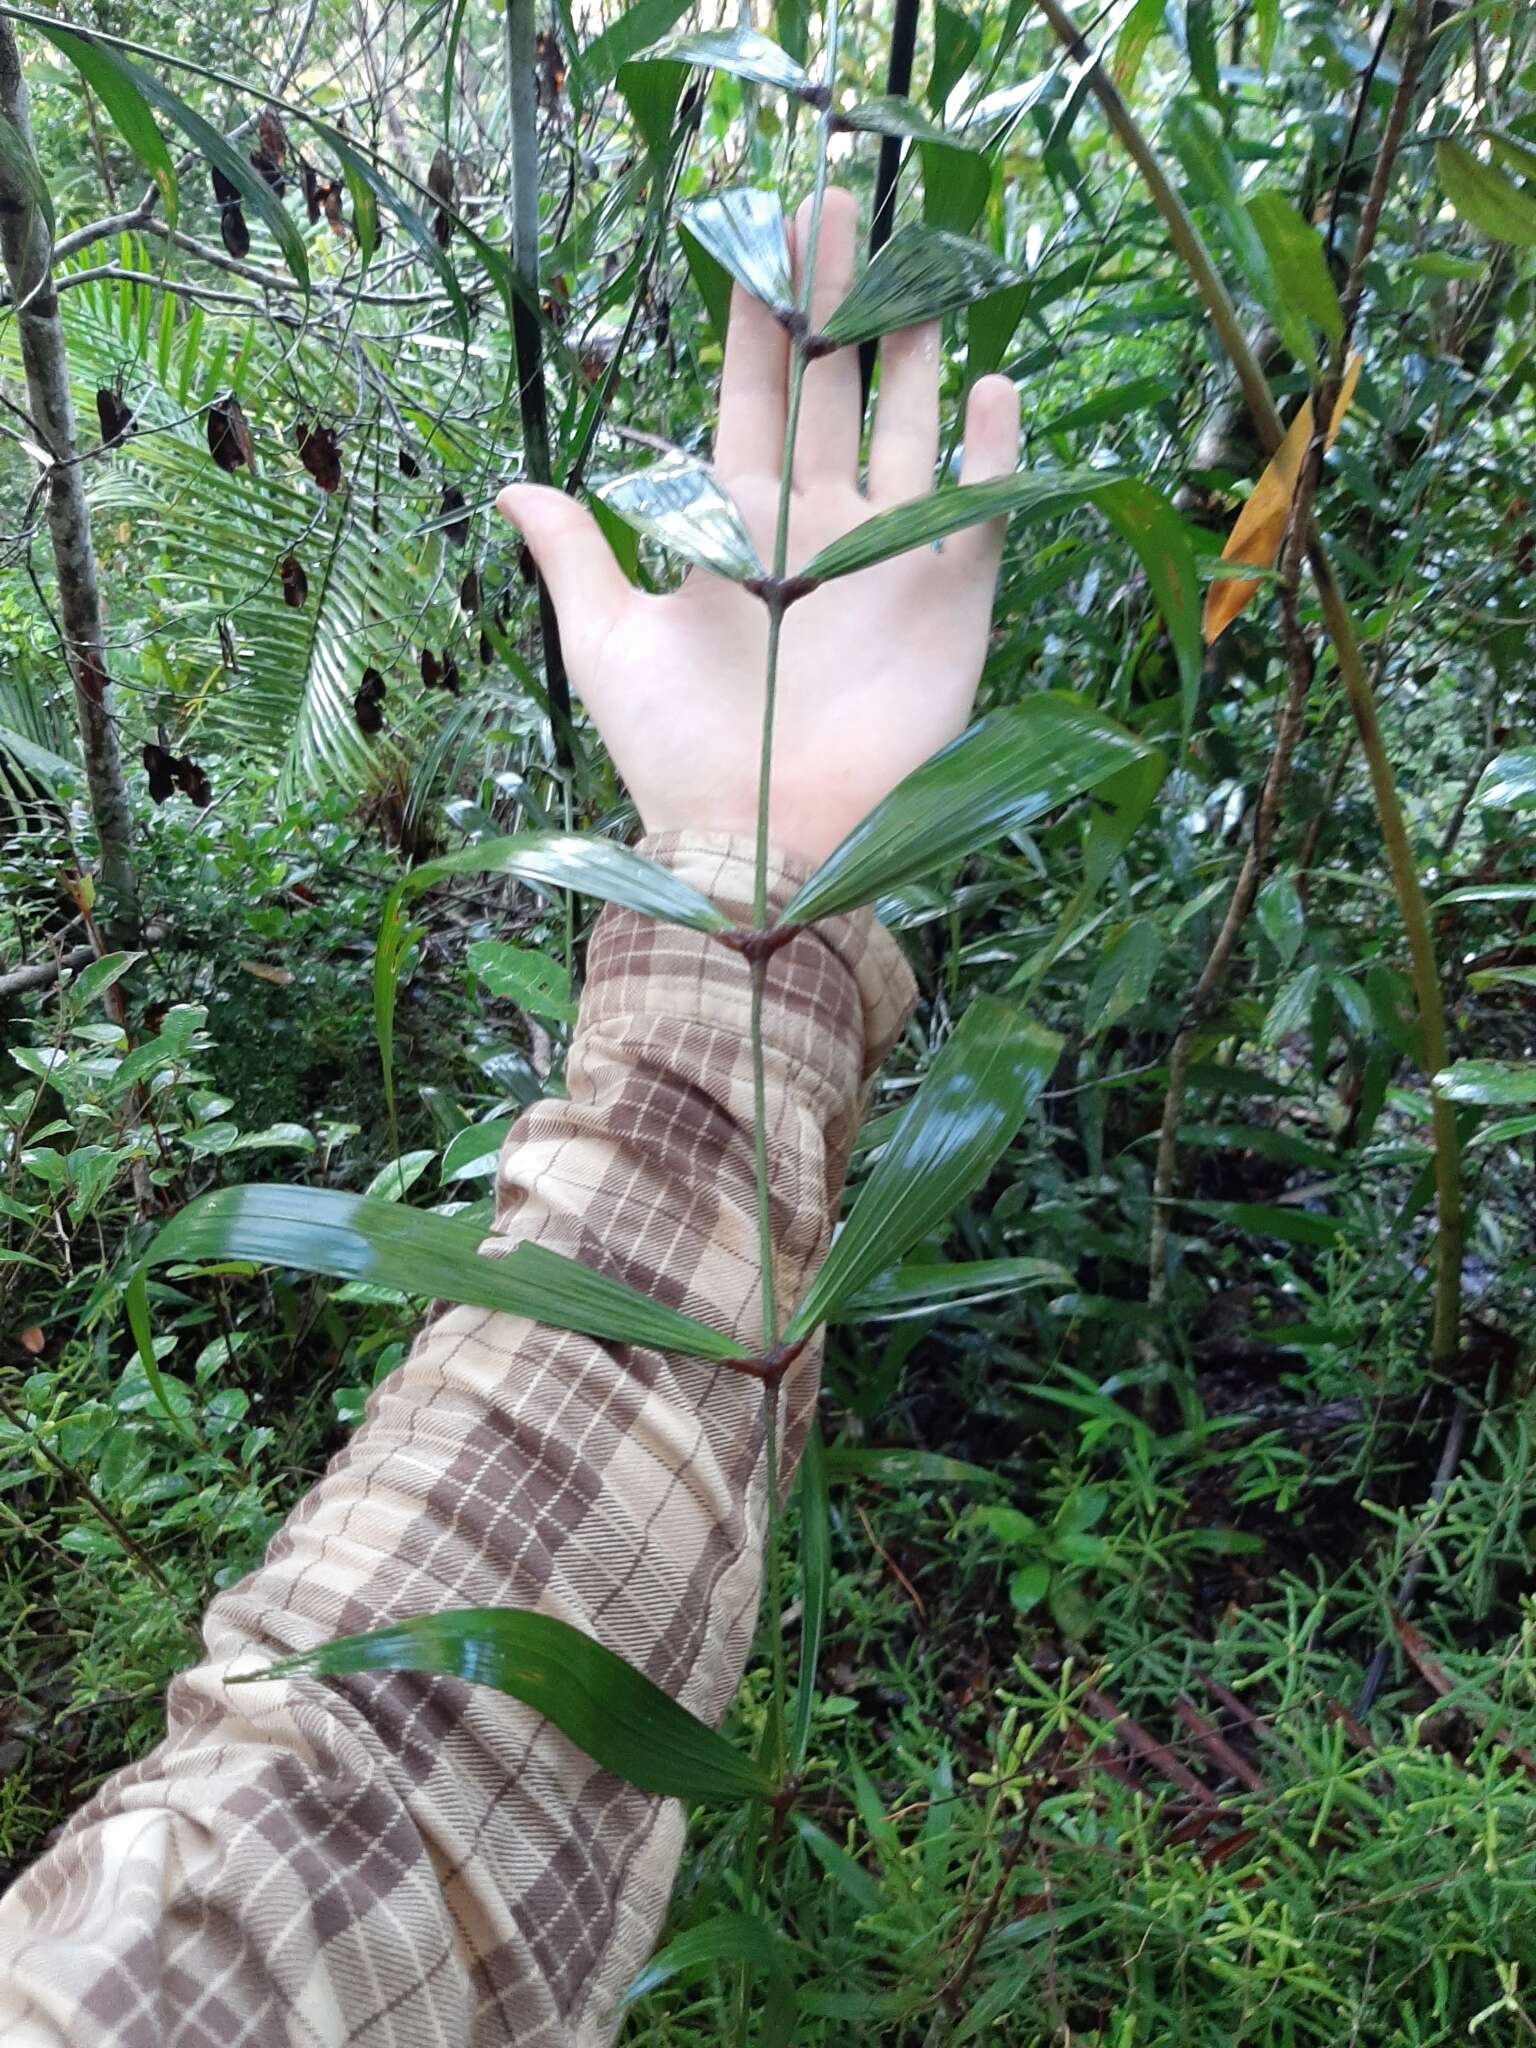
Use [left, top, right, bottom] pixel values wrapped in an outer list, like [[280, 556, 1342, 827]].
[[439, 653, 461, 697], [536, 29, 566, 109], [207, 393, 253, 473], [173, 755, 213, 807], [354, 667, 387, 734], [398, 446, 422, 480], [419, 648, 442, 691], [295, 421, 342, 493], [321, 183, 345, 233], [300, 157, 322, 223], [279, 554, 308, 608], [257, 106, 289, 168], [459, 568, 480, 614], [142, 741, 176, 803], [217, 618, 240, 670], [220, 204, 251, 260], [248, 150, 286, 196], [96, 387, 136, 449], [479, 628, 493, 665], [428, 147, 456, 247], [210, 164, 242, 207], [439, 484, 469, 547]]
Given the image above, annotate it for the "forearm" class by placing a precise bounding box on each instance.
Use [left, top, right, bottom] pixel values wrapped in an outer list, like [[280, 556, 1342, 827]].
[[0, 832, 912, 2048]]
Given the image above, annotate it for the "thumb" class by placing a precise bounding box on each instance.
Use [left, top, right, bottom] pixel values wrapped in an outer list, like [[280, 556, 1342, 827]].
[[496, 482, 628, 661]]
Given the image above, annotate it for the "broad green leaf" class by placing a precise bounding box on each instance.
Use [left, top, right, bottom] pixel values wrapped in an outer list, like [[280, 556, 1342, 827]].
[[596, 454, 764, 581], [1184, 0, 1222, 110], [822, 1446, 1000, 1486], [678, 189, 793, 311], [841, 97, 967, 147], [1010, 1560, 1052, 1613], [966, 280, 1030, 378], [1166, 99, 1313, 367], [1264, 962, 1320, 1046], [819, 225, 1016, 347], [1083, 920, 1161, 1033], [38, 25, 177, 225], [1256, 873, 1306, 966], [678, 218, 734, 342], [1113, 0, 1165, 93], [929, 0, 981, 111], [467, 939, 577, 1024], [72, 952, 144, 1004], [1246, 191, 1343, 344], [581, 0, 691, 102], [237, 1608, 774, 1803], [1038, 378, 1177, 437], [1468, 966, 1536, 994], [646, 26, 811, 95], [784, 999, 1060, 1340], [130, 1185, 750, 1362], [781, 694, 1158, 926], [837, 1257, 1070, 1321], [1178, 1198, 1343, 1247], [1434, 883, 1536, 907], [441, 1117, 515, 1183], [922, 138, 992, 235], [1436, 139, 1536, 247], [1091, 478, 1203, 731], [1467, 1112, 1536, 1151], [42, 29, 306, 290], [623, 1911, 791, 2006], [1475, 751, 1536, 810], [363, 1150, 435, 1201], [1434, 1061, 1536, 1108], [790, 1426, 828, 1770]]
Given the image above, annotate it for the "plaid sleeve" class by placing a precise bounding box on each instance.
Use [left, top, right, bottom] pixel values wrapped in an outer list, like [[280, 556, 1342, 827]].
[[0, 832, 915, 2048]]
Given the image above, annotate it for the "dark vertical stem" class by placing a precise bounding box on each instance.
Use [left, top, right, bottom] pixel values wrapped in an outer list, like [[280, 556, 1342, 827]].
[[858, 0, 921, 407], [504, 0, 573, 770]]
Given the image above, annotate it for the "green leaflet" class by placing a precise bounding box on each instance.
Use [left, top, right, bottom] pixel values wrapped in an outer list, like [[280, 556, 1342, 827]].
[[128, 1184, 749, 1364], [467, 939, 577, 1024], [679, 188, 793, 311], [1436, 139, 1536, 247], [1246, 191, 1343, 344], [235, 1608, 775, 1803], [819, 223, 1017, 346], [42, 27, 305, 290], [1434, 1061, 1536, 1108], [595, 453, 764, 581], [789, 1426, 829, 1771], [37, 24, 178, 226], [1475, 751, 1536, 810], [780, 693, 1160, 926], [623, 1910, 793, 2005], [644, 25, 812, 95], [783, 999, 1061, 1340], [835, 1257, 1070, 1321]]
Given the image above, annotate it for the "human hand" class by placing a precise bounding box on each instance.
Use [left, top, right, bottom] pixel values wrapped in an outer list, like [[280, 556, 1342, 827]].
[[498, 187, 1020, 871]]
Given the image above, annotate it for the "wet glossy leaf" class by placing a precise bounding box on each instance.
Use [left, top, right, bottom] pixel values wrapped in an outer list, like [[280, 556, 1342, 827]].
[[1434, 1061, 1536, 1107], [678, 189, 792, 311], [819, 223, 1016, 346], [837, 1257, 1070, 1321], [922, 139, 993, 235], [467, 939, 576, 1024], [596, 453, 763, 581], [781, 693, 1158, 925], [784, 999, 1061, 1340], [37, 25, 178, 226], [129, 1184, 749, 1361], [646, 26, 811, 94], [1203, 353, 1361, 643], [841, 96, 966, 146], [441, 1118, 515, 1183], [1436, 139, 1536, 246], [1246, 191, 1343, 344], [237, 1608, 774, 1803], [1475, 751, 1536, 810]]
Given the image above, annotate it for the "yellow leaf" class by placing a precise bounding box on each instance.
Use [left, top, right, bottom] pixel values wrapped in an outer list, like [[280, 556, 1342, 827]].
[[1202, 353, 1362, 645]]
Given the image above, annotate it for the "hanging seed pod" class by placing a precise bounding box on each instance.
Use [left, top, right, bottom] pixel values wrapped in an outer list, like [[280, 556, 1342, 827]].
[[173, 754, 213, 807], [96, 387, 136, 448], [258, 105, 289, 168], [299, 157, 322, 223], [439, 653, 461, 697], [279, 554, 308, 608], [419, 648, 442, 691], [220, 204, 251, 260], [459, 568, 480, 614], [516, 542, 536, 586], [207, 393, 253, 473], [142, 741, 176, 803], [321, 182, 346, 233], [210, 163, 242, 207], [427, 147, 456, 247], [353, 667, 387, 734], [295, 421, 342, 493], [439, 484, 469, 547], [249, 150, 285, 195], [479, 628, 493, 665], [398, 445, 422, 480]]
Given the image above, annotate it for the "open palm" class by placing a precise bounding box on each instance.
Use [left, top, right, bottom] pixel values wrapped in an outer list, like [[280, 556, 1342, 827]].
[[499, 187, 1020, 868]]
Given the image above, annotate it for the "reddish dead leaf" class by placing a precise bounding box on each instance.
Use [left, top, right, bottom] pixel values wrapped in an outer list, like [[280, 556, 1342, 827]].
[[295, 421, 342, 493], [419, 648, 442, 692], [142, 741, 176, 802], [428, 147, 456, 247], [220, 204, 251, 260], [257, 106, 288, 168], [96, 387, 136, 449], [279, 554, 308, 608], [536, 28, 566, 109], [239, 961, 292, 986], [172, 755, 212, 807], [354, 668, 387, 734]]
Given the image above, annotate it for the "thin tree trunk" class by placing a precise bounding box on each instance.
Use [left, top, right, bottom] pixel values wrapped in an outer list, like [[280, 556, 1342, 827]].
[[0, 21, 139, 929]]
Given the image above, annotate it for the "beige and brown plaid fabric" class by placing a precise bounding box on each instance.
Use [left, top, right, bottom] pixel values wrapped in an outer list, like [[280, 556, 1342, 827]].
[[0, 833, 914, 2047]]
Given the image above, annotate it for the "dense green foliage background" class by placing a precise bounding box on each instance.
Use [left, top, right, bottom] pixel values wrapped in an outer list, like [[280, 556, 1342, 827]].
[[4, 0, 1536, 2039]]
